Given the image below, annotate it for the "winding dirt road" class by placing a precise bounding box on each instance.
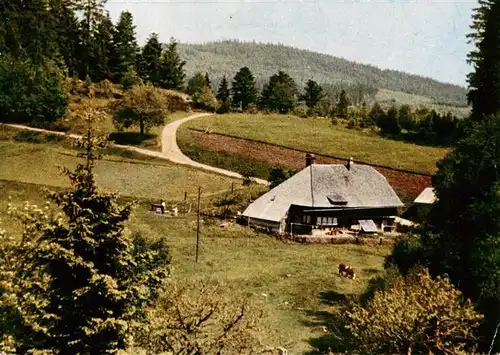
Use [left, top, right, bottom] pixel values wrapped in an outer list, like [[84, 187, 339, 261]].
[[2, 113, 268, 185]]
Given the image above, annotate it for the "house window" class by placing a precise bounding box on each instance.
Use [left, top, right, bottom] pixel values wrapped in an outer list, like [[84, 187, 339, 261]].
[[316, 217, 322, 225], [322, 217, 328, 225], [302, 215, 311, 224]]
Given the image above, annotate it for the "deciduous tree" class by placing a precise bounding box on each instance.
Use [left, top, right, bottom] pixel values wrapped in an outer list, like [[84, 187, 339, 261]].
[[112, 83, 170, 134]]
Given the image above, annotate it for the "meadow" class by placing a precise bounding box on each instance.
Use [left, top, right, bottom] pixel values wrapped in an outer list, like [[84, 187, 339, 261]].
[[0, 129, 389, 353], [183, 113, 450, 175]]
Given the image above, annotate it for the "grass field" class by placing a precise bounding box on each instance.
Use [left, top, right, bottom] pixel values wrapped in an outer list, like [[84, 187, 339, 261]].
[[0, 178, 389, 353], [0, 132, 390, 353], [183, 113, 450, 174], [0, 128, 240, 200]]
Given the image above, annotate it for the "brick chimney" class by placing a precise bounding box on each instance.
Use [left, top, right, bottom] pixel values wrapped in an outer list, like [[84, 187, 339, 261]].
[[347, 157, 354, 170], [305, 153, 316, 167]]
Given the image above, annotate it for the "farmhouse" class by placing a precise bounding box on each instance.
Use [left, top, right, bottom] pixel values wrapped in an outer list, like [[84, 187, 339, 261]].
[[242, 154, 404, 235]]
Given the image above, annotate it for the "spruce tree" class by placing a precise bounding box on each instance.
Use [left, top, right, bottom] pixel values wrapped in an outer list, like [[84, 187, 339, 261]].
[[335, 89, 350, 118], [216, 75, 231, 103], [187, 72, 208, 98], [467, 0, 500, 122], [231, 66, 258, 110], [91, 12, 117, 81], [0, 0, 59, 63], [158, 38, 186, 90], [300, 80, 324, 109], [205, 72, 211, 89], [50, 0, 82, 77], [138, 33, 163, 85], [0, 104, 170, 353], [113, 11, 139, 82], [76, 0, 107, 79], [260, 71, 298, 113]]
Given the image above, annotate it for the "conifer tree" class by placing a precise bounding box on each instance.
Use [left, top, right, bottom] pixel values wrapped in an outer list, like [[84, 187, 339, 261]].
[[231, 66, 258, 110], [92, 11, 117, 81], [187, 72, 208, 96], [205, 72, 211, 89], [260, 71, 298, 113], [113, 10, 139, 82], [158, 38, 186, 91], [335, 89, 350, 118], [138, 32, 163, 85], [467, 0, 500, 122], [0, 102, 170, 353], [216, 75, 231, 103], [300, 79, 324, 109], [76, 0, 107, 79]]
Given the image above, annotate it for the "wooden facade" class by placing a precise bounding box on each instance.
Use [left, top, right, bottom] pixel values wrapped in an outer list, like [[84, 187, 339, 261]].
[[286, 205, 399, 235]]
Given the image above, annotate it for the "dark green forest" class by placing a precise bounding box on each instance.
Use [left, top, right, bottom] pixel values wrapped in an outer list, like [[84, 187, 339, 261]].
[[179, 40, 469, 107]]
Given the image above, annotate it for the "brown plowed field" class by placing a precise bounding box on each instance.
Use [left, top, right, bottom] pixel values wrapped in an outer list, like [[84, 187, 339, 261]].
[[188, 130, 433, 200]]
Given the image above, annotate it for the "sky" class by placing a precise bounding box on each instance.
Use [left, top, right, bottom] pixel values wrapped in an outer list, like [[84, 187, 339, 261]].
[[106, 0, 478, 87]]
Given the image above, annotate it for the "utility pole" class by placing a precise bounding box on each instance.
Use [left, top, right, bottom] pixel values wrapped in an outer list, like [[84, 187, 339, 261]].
[[195, 186, 201, 263]]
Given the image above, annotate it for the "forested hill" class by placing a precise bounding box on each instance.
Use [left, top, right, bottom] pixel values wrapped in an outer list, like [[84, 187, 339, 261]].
[[178, 40, 469, 107]]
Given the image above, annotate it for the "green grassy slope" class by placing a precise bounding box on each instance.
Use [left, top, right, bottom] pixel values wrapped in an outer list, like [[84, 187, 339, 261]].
[[0, 136, 239, 200], [0, 178, 389, 353], [179, 40, 469, 107], [183, 113, 449, 175]]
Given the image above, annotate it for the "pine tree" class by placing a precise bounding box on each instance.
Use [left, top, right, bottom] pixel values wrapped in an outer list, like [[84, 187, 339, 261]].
[[216, 75, 231, 103], [467, 0, 500, 121], [300, 80, 324, 109], [205, 72, 211, 89], [138, 33, 163, 85], [187, 72, 208, 96], [76, 0, 107, 79], [335, 89, 350, 118], [113, 10, 139, 82], [0, 0, 59, 63], [231, 66, 258, 110], [91, 12, 117, 81], [260, 71, 298, 113], [158, 38, 186, 90], [0, 106, 170, 353], [50, 0, 82, 77]]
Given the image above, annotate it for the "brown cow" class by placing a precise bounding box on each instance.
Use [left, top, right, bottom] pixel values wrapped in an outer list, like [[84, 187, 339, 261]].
[[338, 263, 356, 280]]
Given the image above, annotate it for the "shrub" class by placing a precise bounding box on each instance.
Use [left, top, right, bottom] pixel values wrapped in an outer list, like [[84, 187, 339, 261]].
[[347, 268, 482, 354]]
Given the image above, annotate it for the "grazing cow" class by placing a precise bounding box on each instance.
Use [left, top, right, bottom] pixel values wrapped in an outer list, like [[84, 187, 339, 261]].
[[338, 263, 356, 280]]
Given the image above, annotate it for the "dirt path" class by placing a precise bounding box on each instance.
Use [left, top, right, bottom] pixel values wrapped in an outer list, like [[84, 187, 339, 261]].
[[2, 114, 269, 185], [161, 113, 268, 184]]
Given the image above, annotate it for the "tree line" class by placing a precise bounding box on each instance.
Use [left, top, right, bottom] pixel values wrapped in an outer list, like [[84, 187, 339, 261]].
[[178, 40, 469, 107]]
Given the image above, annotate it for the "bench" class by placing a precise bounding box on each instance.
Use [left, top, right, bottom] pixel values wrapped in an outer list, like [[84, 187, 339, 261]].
[[151, 203, 164, 214]]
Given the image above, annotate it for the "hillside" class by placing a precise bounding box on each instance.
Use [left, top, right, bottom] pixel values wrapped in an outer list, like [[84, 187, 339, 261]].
[[179, 40, 469, 108]]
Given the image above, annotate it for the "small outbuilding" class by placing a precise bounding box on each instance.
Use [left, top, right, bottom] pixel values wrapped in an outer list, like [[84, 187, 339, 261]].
[[413, 187, 437, 205], [242, 154, 404, 235]]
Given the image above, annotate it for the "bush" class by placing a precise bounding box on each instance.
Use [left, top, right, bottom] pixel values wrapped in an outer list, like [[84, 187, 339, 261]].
[[347, 268, 482, 354], [0, 57, 68, 127], [384, 235, 427, 274]]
